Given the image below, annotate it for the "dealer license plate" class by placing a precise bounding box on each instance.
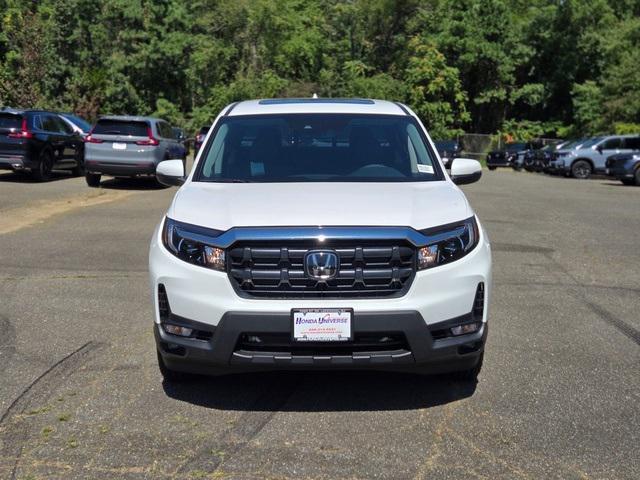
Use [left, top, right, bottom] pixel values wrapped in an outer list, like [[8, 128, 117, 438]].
[[292, 308, 353, 342]]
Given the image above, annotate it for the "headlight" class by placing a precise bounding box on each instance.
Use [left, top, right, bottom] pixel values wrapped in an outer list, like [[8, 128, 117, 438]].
[[417, 217, 479, 270], [162, 217, 226, 271]]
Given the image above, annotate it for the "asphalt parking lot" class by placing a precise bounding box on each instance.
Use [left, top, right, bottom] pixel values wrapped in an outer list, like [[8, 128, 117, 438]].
[[0, 169, 638, 480]]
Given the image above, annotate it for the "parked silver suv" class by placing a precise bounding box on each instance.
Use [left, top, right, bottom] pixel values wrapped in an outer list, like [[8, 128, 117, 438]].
[[554, 134, 640, 179], [84, 116, 186, 187]]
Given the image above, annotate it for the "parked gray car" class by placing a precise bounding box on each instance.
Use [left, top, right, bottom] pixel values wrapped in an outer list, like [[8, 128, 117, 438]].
[[84, 116, 186, 187], [552, 134, 640, 179]]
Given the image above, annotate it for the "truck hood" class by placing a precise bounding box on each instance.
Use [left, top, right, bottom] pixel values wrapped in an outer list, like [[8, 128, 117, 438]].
[[169, 181, 473, 231]]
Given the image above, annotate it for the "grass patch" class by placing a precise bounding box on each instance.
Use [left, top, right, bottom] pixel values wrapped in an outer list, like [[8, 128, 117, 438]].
[[26, 405, 51, 416], [41, 426, 54, 439], [67, 437, 78, 449]]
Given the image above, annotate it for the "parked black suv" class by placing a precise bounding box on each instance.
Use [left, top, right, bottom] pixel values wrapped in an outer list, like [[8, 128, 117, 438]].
[[433, 139, 462, 169], [522, 141, 565, 172], [606, 151, 640, 186], [0, 109, 84, 181], [486, 142, 531, 170]]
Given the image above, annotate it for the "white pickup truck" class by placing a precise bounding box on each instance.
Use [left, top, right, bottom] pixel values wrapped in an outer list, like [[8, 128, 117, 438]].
[[149, 98, 492, 383]]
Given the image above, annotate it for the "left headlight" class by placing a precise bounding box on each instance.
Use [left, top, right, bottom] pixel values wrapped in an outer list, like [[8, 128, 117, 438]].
[[417, 217, 480, 270], [162, 217, 226, 271]]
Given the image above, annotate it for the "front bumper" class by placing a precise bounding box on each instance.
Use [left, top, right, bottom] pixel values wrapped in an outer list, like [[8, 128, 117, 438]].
[[149, 221, 492, 374], [156, 311, 486, 374], [547, 159, 568, 173], [607, 164, 635, 180]]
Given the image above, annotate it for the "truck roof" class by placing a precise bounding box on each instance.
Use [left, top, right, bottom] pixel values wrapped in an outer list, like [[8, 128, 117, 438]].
[[227, 98, 409, 117]]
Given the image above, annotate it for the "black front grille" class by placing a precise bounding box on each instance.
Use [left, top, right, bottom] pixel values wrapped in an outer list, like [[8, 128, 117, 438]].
[[228, 240, 416, 298]]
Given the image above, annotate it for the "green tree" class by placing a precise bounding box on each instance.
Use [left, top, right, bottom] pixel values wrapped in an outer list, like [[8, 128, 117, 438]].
[[404, 38, 468, 138]]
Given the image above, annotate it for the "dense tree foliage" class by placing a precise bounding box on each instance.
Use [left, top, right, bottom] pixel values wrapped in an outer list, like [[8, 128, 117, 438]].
[[0, 0, 638, 138]]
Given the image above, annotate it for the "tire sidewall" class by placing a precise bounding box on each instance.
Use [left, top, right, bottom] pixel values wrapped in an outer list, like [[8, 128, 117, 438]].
[[571, 160, 592, 179], [34, 150, 53, 181]]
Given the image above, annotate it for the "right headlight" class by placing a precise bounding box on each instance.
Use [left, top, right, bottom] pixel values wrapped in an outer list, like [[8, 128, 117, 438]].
[[162, 217, 226, 271], [417, 217, 480, 270]]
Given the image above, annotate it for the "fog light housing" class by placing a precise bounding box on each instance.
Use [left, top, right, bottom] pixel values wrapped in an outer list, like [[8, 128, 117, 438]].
[[163, 324, 193, 337], [450, 322, 480, 336]]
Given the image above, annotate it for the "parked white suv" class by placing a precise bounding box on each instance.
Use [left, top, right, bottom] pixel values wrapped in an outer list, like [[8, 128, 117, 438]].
[[149, 98, 492, 382]]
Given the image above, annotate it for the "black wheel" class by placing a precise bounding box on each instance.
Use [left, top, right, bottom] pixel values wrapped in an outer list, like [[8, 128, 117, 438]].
[[453, 353, 484, 382], [157, 350, 194, 383], [635, 166, 640, 186], [488, 166, 497, 171], [71, 152, 85, 176], [85, 172, 101, 187], [571, 160, 592, 179], [621, 178, 634, 186], [31, 150, 54, 182]]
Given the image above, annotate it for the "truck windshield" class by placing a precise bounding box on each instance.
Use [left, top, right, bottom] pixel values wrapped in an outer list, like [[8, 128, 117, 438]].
[[196, 114, 442, 183]]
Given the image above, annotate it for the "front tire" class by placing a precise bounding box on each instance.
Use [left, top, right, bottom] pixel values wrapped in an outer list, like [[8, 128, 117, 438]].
[[85, 172, 101, 187], [571, 160, 592, 179], [635, 166, 640, 186], [488, 166, 497, 171]]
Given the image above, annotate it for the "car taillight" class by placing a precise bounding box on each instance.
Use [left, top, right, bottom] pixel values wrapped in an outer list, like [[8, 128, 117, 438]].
[[136, 127, 160, 146], [7, 118, 33, 139], [84, 134, 103, 143]]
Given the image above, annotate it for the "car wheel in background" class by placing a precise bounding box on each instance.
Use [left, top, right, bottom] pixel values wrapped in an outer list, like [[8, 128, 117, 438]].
[[85, 172, 101, 187], [31, 150, 54, 182], [635, 167, 640, 186], [571, 160, 592, 179], [488, 166, 497, 171], [621, 179, 634, 186], [523, 159, 535, 172]]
